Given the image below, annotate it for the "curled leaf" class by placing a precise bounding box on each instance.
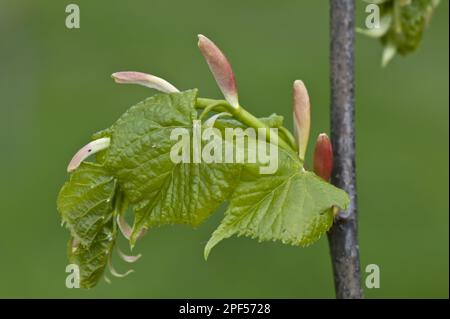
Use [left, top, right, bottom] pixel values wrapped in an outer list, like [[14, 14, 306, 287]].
[[58, 162, 116, 247], [360, 0, 440, 66]]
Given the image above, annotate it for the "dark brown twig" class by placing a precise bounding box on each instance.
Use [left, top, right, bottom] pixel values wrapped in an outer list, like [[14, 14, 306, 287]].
[[328, 0, 363, 299]]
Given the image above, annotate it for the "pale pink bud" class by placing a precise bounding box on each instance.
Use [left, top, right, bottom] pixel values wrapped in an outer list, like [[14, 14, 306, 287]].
[[197, 34, 239, 108], [313, 133, 333, 181], [117, 215, 146, 241], [67, 137, 111, 172], [117, 215, 132, 240], [111, 71, 179, 93], [293, 80, 311, 161]]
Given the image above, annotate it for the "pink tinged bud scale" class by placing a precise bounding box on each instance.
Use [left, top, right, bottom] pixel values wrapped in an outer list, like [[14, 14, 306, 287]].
[[117, 248, 142, 263], [117, 215, 132, 240], [197, 34, 239, 108], [117, 215, 146, 242], [293, 80, 311, 161], [313, 133, 333, 182], [67, 137, 111, 172], [108, 256, 134, 278], [111, 71, 179, 93]]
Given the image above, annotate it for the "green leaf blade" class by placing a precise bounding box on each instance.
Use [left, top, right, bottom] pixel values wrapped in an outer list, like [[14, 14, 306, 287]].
[[205, 170, 349, 259], [138, 162, 241, 229], [57, 162, 117, 247], [68, 221, 116, 288], [103, 90, 199, 207], [94, 89, 241, 243]]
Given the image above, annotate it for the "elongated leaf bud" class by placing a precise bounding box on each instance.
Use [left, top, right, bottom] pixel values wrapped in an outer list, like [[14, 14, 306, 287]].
[[313, 133, 333, 181], [197, 34, 239, 108], [67, 137, 111, 172], [293, 80, 311, 161], [111, 71, 179, 93]]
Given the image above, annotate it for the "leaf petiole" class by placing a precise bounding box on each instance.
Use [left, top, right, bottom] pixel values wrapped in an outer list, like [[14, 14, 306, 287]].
[[278, 126, 298, 152], [196, 98, 295, 152], [198, 102, 225, 121]]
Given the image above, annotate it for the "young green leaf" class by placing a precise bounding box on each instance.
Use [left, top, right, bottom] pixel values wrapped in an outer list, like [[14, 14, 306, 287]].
[[57, 162, 117, 247], [205, 148, 349, 259], [94, 89, 241, 243], [68, 221, 116, 288], [58, 87, 350, 287], [57, 162, 119, 288], [360, 0, 440, 66]]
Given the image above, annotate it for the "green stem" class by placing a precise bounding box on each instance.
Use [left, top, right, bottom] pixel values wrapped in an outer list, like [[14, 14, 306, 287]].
[[198, 102, 224, 121], [113, 190, 128, 218], [278, 126, 298, 152], [196, 98, 294, 152], [196, 98, 227, 111]]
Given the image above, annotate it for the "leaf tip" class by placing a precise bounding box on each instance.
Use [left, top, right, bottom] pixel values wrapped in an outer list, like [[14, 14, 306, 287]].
[[381, 43, 397, 67]]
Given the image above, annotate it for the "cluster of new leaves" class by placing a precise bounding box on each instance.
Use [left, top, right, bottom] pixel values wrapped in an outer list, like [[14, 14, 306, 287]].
[[359, 0, 440, 66], [57, 36, 349, 288]]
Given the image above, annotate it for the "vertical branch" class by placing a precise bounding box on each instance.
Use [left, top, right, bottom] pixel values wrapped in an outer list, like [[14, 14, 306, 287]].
[[328, 0, 363, 299]]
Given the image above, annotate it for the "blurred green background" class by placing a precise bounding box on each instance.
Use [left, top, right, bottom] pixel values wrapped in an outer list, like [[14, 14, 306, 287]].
[[0, 0, 448, 298]]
